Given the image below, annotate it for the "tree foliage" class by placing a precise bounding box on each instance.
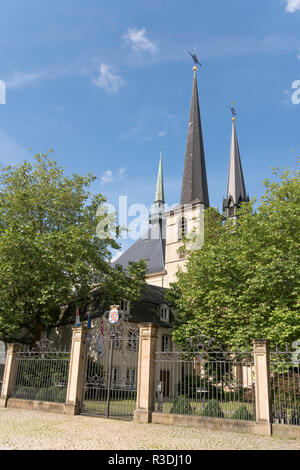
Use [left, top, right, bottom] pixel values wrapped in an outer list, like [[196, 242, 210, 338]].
[[168, 166, 300, 350], [0, 152, 146, 344]]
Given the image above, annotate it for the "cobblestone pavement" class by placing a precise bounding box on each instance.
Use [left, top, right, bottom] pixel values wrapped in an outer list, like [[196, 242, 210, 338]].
[[0, 408, 299, 450]]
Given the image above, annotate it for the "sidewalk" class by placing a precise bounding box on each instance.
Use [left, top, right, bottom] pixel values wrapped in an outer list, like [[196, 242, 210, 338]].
[[0, 408, 299, 450]]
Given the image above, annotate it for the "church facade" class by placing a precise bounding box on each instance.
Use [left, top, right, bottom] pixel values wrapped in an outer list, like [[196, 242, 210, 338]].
[[113, 65, 249, 289]]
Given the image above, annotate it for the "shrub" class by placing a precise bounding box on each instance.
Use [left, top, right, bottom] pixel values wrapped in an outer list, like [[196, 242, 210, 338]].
[[35, 386, 60, 402], [288, 406, 300, 425], [232, 405, 253, 421], [171, 395, 192, 415], [54, 388, 67, 403], [203, 399, 224, 418], [13, 386, 36, 400], [177, 375, 224, 400]]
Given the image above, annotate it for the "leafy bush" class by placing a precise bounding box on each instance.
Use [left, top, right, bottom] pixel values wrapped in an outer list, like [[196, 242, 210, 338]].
[[54, 388, 67, 403], [35, 387, 53, 401], [232, 405, 253, 421], [35, 386, 61, 402], [222, 387, 251, 402], [177, 375, 224, 400], [13, 386, 36, 400], [15, 358, 69, 389], [171, 395, 192, 415], [203, 399, 224, 418]]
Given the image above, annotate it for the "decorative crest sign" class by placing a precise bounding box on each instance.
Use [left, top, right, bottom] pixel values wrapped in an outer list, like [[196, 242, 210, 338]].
[[108, 305, 120, 325]]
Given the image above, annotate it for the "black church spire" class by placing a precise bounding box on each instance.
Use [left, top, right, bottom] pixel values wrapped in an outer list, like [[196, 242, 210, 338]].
[[180, 66, 209, 207], [223, 116, 249, 218]]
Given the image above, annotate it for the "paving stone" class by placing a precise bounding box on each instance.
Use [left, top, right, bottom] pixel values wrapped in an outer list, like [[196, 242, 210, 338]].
[[0, 408, 299, 450]]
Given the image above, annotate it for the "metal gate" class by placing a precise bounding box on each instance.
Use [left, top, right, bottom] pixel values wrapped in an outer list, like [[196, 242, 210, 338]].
[[81, 308, 139, 420]]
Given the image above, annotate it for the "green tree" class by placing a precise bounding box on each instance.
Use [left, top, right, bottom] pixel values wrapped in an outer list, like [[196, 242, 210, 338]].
[[168, 166, 300, 350], [0, 152, 146, 344]]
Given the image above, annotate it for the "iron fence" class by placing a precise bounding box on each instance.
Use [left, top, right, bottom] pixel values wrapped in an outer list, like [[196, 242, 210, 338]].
[[270, 347, 300, 426], [11, 335, 70, 403], [154, 347, 255, 421], [0, 351, 6, 395]]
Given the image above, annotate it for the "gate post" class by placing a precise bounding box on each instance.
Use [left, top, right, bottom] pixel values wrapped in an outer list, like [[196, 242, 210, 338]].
[[0, 344, 20, 408], [253, 339, 272, 435], [134, 323, 158, 424], [65, 326, 90, 415]]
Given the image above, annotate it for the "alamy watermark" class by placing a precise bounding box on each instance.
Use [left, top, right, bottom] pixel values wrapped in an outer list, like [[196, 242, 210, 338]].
[[291, 80, 300, 104], [95, 196, 204, 250], [0, 80, 6, 104]]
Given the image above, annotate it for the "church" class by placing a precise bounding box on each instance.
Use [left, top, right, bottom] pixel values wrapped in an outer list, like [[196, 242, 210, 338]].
[[0, 64, 250, 359], [112, 64, 249, 289]]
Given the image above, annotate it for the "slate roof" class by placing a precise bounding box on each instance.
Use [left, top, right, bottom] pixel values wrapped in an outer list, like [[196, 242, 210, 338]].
[[58, 283, 174, 328], [112, 220, 166, 275]]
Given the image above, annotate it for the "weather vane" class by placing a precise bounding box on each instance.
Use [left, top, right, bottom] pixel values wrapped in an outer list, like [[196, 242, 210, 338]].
[[230, 102, 237, 117], [188, 51, 202, 67]]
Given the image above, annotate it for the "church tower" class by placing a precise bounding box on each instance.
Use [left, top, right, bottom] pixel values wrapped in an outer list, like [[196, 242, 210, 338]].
[[113, 64, 250, 290], [164, 65, 209, 287], [223, 115, 249, 219]]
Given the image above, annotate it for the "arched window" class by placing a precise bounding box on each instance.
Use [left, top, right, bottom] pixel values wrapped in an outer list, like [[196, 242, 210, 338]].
[[178, 217, 187, 241]]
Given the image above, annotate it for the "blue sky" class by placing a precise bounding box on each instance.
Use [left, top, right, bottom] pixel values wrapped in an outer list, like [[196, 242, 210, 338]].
[[0, 0, 299, 256]]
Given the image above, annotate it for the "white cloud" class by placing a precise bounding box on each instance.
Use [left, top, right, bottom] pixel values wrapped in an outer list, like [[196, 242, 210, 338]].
[[158, 130, 167, 137], [6, 70, 48, 89], [123, 28, 157, 54], [5, 64, 73, 89], [117, 167, 126, 179], [285, 0, 300, 12], [100, 170, 114, 184], [92, 64, 125, 94], [100, 167, 127, 184]]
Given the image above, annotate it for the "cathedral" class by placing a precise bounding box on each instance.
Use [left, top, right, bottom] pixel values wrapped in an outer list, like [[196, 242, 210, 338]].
[[113, 64, 249, 289]]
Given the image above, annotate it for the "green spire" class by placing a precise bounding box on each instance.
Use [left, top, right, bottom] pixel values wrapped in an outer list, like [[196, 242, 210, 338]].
[[155, 150, 165, 205], [150, 151, 165, 225]]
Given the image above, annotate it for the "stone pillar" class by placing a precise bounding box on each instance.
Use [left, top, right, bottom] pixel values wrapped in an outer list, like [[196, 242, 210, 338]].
[[65, 327, 90, 415], [134, 323, 158, 423], [0, 344, 20, 407], [253, 339, 272, 435]]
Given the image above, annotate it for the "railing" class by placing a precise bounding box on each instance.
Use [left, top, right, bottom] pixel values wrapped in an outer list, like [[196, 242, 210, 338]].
[[10, 336, 70, 403], [0, 351, 6, 395], [270, 347, 300, 426], [154, 349, 256, 421]]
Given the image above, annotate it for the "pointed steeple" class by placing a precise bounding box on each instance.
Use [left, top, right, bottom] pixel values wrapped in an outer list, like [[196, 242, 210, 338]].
[[150, 151, 165, 224], [223, 116, 249, 218], [180, 66, 209, 207], [149, 152, 166, 254], [155, 150, 165, 208]]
